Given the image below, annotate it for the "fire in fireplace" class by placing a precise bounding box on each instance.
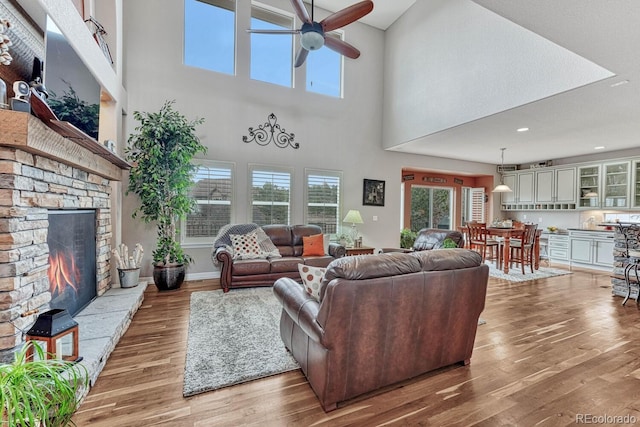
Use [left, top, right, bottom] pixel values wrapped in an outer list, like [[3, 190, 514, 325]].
[[47, 210, 97, 317]]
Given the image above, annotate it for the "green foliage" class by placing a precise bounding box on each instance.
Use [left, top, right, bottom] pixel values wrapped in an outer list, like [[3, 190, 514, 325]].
[[126, 101, 207, 265], [0, 342, 88, 427], [48, 82, 100, 139], [442, 237, 458, 249], [400, 228, 417, 249], [410, 187, 451, 231]]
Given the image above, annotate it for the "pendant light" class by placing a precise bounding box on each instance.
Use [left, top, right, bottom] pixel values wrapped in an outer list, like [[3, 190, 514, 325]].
[[492, 148, 513, 193]]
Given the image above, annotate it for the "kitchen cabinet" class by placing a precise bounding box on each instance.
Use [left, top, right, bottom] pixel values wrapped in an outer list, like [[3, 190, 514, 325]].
[[501, 174, 517, 204], [633, 160, 640, 208], [535, 167, 576, 205], [578, 165, 601, 208], [500, 172, 533, 206], [548, 234, 569, 262], [569, 230, 614, 268], [602, 161, 630, 208]]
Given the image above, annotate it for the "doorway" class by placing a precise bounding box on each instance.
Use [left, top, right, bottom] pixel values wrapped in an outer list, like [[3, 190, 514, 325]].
[[410, 186, 453, 231]]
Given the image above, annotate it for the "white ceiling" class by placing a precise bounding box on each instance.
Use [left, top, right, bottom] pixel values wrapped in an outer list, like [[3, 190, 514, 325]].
[[317, 1, 640, 166]]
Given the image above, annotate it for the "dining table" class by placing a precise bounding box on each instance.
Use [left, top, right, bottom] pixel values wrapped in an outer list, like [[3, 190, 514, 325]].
[[486, 226, 525, 274]]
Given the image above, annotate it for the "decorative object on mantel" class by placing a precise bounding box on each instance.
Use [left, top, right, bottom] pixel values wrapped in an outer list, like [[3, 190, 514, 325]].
[[492, 147, 513, 193], [0, 18, 13, 66], [112, 243, 144, 288], [243, 113, 299, 149], [126, 101, 207, 291]]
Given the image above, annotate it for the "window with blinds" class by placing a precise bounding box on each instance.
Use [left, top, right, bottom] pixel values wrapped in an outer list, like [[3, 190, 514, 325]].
[[181, 161, 234, 245], [250, 166, 292, 225], [305, 170, 342, 234]]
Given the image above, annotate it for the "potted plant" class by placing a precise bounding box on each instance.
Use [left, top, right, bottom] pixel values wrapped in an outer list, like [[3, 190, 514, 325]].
[[400, 228, 417, 249], [442, 237, 458, 248], [126, 101, 207, 291], [0, 342, 88, 426]]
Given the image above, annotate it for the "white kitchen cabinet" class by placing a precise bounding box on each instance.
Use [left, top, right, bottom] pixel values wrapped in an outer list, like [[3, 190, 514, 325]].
[[569, 230, 615, 268], [517, 171, 534, 203], [602, 161, 630, 208], [548, 234, 569, 262], [633, 160, 640, 208], [535, 167, 576, 205], [501, 174, 517, 204], [577, 165, 601, 209]]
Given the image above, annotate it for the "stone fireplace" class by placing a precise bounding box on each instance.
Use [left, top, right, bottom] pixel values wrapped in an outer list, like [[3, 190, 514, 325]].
[[0, 110, 130, 362]]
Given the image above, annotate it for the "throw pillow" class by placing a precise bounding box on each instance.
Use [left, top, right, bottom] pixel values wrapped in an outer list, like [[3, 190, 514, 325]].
[[230, 232, 263, 260], [298, 264, 326, 300], [302, 234, 325, 257], [254, 227, 281, 258]]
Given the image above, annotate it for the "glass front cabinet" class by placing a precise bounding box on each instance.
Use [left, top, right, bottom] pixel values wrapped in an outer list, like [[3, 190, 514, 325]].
[[602, 161, 630, 208], [578, 165, 601, 208], [633, 160, 640, 208]]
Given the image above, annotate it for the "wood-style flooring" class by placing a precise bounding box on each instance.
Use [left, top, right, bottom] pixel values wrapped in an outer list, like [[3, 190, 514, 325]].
[[72, 267, 640, 426]]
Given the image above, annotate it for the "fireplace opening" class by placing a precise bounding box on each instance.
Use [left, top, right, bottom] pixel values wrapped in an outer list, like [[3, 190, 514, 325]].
[[47, 210, 97, 317]]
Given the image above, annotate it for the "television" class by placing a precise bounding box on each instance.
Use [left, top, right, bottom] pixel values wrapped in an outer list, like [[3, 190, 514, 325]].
[[44, 17, 100, 140]]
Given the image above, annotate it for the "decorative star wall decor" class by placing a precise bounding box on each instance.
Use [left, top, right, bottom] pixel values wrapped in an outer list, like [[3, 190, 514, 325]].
[[243, 113, 299, 149]]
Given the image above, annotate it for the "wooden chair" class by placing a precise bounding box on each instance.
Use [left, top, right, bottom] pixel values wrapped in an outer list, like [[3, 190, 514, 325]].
[[509, 223, 537, 274], [467, 222, 499, 263]]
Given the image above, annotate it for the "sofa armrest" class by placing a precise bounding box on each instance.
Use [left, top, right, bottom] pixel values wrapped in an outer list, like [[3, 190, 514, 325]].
[[214, 247, 233, 293], [328, 242, 346, 258], [273, 277, 323, 342]]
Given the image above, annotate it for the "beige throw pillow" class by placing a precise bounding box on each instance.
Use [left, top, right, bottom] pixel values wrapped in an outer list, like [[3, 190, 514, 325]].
[[298, 264, 326, 301]]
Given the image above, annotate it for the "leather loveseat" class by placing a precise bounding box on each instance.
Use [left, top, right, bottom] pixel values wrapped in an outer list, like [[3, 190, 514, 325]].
[[214, 224, 346, 293], [273, 248, 488, 411], [381, 228, 465, 254]]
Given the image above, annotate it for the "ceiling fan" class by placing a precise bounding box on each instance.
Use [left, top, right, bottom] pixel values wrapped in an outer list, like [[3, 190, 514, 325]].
[[247, 0, 374, 67]]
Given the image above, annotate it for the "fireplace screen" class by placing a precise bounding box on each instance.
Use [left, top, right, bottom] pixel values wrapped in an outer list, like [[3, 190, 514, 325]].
[[47, 210, 97, 317]]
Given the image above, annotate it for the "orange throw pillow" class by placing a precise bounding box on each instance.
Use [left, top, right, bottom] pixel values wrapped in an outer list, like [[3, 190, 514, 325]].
[[302, 234, 325, 256]]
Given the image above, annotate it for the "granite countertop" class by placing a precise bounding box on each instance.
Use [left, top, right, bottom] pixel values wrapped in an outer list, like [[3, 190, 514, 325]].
[[567, 227, 615, 233]]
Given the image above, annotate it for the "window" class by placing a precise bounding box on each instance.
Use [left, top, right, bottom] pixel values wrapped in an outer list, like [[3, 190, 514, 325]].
[[184, 0, 235, 75], [410, 186, 453, 231], [250, 165, 292, 225], [250, 4, 294, 87], [306, 32, 343, 97], [305, 169, 342, 235], [181, 161, 234, 246]]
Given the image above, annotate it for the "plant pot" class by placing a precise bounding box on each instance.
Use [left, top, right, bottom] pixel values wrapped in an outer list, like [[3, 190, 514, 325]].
[[118, 268, 140, 288], [152, 263, 186, 291]]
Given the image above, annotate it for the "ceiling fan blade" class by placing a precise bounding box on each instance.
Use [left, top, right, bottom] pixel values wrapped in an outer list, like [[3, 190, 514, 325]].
[[324, 37, 360, 59], [246, 29, 300, 34], [294, 47, 309, 68], [320, 0, 374, 32], [290, 0, 311, 23]]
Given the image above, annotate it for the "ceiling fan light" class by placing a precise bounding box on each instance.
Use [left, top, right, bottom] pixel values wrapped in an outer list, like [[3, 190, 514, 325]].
[[301, 30, 324, 50]]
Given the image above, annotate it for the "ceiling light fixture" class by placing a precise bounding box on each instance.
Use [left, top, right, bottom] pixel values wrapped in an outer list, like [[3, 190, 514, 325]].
[[300, 23, 325, 51], [492, 148, 513, 193], [594, 146, 605, 150], [610, 80, 629, 87], [516, 127, 529, 132]]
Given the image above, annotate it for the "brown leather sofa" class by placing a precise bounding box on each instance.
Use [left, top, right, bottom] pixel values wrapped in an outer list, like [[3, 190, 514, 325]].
[[215, 224, 346, 293], [273, 248, 488, 411]]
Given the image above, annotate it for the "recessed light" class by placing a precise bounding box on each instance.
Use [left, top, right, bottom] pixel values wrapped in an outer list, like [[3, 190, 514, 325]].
[[610, 80, 629, 87], [594, 146, 605, 150], [516, 127, 529, 132]]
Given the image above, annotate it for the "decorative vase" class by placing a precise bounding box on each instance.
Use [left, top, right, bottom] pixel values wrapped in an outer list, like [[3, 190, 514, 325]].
[[152, 264, 185, 291], [118, 267, 140, 288]]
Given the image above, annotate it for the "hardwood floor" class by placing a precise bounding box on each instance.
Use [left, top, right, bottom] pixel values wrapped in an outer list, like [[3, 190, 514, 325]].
[[72, 268, 640, 426]]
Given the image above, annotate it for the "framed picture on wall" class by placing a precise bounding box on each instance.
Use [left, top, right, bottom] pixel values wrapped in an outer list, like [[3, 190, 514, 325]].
[[363, 179, 385, 206]]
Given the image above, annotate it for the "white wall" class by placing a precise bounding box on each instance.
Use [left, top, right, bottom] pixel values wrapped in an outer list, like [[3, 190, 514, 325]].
[[121, 0, 496, 276]]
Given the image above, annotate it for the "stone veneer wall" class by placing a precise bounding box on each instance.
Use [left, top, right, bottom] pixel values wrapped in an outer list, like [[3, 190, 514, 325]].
[[0, 147, 112, 362], [612, 224, 639, 300]]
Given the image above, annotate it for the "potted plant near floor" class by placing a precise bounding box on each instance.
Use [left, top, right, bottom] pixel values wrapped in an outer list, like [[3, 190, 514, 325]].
[[126, 101, 207, 291], [0, 342, 88, 426]]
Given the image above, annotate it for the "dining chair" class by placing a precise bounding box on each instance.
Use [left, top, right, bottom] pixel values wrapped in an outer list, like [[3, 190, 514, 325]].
[[509, 223, 537, 274], [467, 222, 499, 263]]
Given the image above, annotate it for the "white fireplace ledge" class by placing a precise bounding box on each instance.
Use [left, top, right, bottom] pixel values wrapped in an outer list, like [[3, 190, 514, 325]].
[[73, 282, 148, 389]]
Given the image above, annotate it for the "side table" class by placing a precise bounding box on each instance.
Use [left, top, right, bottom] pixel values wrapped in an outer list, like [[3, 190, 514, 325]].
[[345, 246, 375, 256]]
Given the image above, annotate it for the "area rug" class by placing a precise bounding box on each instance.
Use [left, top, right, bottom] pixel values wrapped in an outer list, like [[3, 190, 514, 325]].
[[485, 261, 571, 283], [183, 287, 299, 397]]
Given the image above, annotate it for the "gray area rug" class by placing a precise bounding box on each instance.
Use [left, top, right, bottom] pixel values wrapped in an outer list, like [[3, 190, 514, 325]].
[[183, 287, 299, 397], [485, 261, 571, 283]]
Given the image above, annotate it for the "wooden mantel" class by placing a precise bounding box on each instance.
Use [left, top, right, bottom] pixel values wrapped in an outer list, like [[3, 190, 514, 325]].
[[0, 110, 130, 181]]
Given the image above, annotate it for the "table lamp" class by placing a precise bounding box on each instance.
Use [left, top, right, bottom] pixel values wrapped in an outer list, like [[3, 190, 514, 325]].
[[343, 210, 364, 244]]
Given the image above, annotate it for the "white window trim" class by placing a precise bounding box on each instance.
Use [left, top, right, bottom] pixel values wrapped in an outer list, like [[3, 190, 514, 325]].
[[304, 168, 343, 236], [248, 164, 295, 225], [181, 159, 235, 248]]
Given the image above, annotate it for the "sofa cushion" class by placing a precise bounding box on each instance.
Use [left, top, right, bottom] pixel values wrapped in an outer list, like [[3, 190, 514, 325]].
[[302, 234, 325, 256], [232, 259, 271, 275], [262, 225, 293, 247], [302, 255, 334, 267], [270, 257, 304, 273], [254, 227, 281, 258], [298, 264, 326, 300], [230, 232, 264, 260]]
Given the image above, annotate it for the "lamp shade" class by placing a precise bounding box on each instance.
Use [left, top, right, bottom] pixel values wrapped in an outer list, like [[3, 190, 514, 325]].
[[343, 210, 364, 224], [492, 184, 513, 193]]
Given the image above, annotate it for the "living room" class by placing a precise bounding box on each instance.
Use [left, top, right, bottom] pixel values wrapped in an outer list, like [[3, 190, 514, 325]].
[[1, 0, 640, 425]]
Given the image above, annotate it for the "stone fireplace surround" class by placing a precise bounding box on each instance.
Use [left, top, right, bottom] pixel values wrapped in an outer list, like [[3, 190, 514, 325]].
[[0, 110, 142, 388]]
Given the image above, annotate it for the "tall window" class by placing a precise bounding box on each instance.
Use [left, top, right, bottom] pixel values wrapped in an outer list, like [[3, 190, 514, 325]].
[[184, 0, 235, 75], [250, 165, 292, 225], [182, 161, 234, 245], [306, 32, 343, 97], [305, 169, 342, 235], [410, 186, 453, 231], [250, 4, 293, 87]]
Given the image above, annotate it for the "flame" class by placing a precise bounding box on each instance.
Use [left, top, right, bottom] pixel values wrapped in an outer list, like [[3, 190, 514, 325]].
[[48, 251, 80, 296]]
